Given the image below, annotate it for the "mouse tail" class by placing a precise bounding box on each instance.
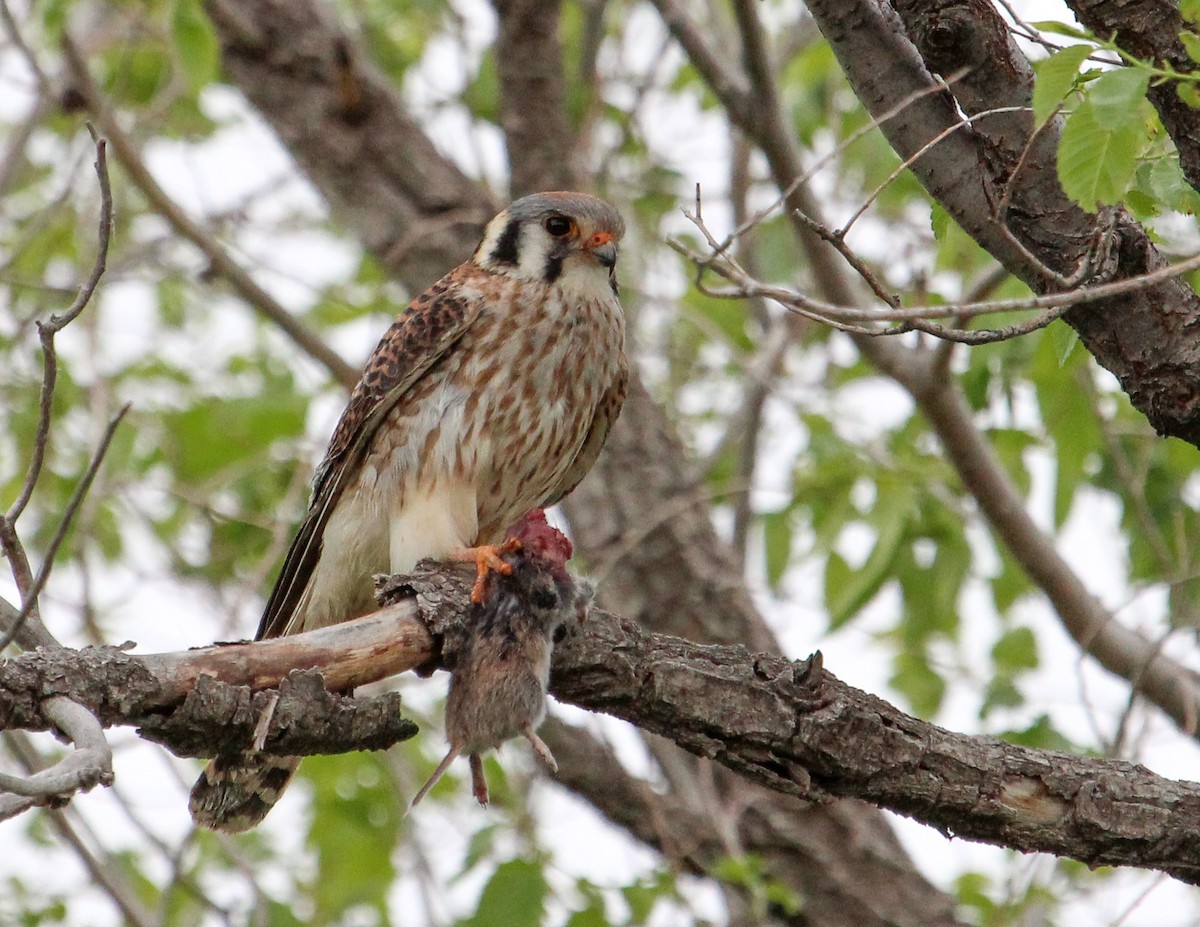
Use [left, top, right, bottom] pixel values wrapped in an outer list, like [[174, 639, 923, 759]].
[[406, 747, 462, 814]]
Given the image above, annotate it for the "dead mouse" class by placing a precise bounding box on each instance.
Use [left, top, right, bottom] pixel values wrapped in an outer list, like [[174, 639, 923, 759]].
[[408, 509, 590, 810]]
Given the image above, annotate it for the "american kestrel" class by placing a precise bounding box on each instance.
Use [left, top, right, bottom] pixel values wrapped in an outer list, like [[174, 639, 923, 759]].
[[190, 192, 627, 832]]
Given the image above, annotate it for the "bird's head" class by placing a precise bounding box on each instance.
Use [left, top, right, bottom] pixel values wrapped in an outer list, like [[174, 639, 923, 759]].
[[474, 191, 625, 294]]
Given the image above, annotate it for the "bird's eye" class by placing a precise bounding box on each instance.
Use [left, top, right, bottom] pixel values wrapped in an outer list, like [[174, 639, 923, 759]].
[[544, 215, 574, 238]]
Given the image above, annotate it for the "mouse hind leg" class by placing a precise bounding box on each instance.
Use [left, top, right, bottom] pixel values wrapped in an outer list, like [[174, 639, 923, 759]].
[[469, 753, 490, 805], [523, 728, 558, 773]]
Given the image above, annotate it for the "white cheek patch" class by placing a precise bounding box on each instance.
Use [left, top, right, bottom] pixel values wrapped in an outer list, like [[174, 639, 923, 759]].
[[516, 225, 554, 280]]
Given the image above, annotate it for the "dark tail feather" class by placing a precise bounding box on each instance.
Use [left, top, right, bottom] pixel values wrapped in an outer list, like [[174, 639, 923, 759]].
[[189, 755, 300, 833]]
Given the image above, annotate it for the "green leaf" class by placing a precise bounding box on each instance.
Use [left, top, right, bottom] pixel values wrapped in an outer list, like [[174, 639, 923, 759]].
[[1183, 0, 1200, 24], [762, 507, 793, 587], [991, 626, 1038, 672], [462, 49, 500, 123], [1058, 98, 1143, 212], [1032, 44, 1093, 125], [825, 521, 902, 628], [1086, 67, 1150, 127], [1030, 21, 1094, 41], [1051, 322, 1079, 366], [930, 202, 949, 241], [172, 0, 220, 91], [826, 488, 912, 628], [1146, 156, 1200, 213], [462, 858, 548, 927], [159, 382, 307, 486], [889, 651, 945, 715], [303, 754, 401, 923], [1183, 33, 1200, 64], [999, 714, 1079, 751], [1178, 81, 1200, 109], [982, 676, 1023, 714]]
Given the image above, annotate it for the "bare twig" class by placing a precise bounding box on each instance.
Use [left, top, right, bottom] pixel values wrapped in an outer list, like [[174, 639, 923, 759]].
[[0, 94, 52, 204], [2, 732, 155, 927], [896, 302, 1074, 344], [712, 70, 972, 261], [838, 105, 1029, 239], [0, 404, 130, 652], [0, 697, 112, 809], [791, 209, 901, 309], [7, 129, 111, 528], [0, 596, 57, 651], [0, 0, 50, 92], [672, 213, 1200, 335], [0, 128, 113, 656]]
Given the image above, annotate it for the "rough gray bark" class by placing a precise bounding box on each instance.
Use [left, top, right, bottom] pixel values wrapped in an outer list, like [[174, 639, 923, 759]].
[[204, 0, 494, 290], [808, 0, 1200, 444], [492, 0, 578, 196], [6, 569, 1200, 883]]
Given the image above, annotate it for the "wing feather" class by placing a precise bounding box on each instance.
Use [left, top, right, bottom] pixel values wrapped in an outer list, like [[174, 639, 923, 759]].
[[256, 266, 485, 640]]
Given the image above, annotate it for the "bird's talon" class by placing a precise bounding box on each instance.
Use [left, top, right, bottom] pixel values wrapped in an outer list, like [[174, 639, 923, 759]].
[[465, 539, 523, 603]]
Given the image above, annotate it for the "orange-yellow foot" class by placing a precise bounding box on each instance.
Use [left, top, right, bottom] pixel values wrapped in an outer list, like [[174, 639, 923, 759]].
[[449, 538, 523, 603]]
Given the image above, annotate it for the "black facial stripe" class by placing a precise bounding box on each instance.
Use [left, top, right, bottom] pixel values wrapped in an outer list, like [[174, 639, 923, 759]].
[[489, 217, 521, 266], [543, 237, 572, 283]]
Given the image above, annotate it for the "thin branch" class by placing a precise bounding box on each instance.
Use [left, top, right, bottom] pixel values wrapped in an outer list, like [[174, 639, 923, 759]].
[[896, 302, 1074, 344], [0, 93, 53, 204], [0, 0, 49, 92], [649, 0, 753, 123], [0, 404, 130, 653], [865, 344, 1200, 739], [2, 732, 155, 927], [791, 209, 901, 309], [1, 128, 112, 658], [7, 129, 111, 527], [0, 697, 112, 808], [671, 214, 1200, 333], [0, 596, 58, 651], [61, 33, 361, 390], [838, 104, 1028, 239], [709, 70, 972, 262]]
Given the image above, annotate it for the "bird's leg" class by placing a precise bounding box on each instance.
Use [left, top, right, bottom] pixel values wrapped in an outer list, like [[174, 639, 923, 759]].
[[448, 537, 523, 603], [406, 746, 461, 814], [524, 727, 558, 773], [469, 753, 489, 806]]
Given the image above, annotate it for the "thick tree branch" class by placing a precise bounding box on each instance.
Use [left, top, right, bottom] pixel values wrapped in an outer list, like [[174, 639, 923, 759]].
[[807, 0, 1200, 446], [203, 0, 495, 291], [492, 0, 577, 196], [3, 566, 1200, 881]]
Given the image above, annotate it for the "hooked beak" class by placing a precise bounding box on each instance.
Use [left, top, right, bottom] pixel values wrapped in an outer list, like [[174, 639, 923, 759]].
[[587, 231, 618, 269]]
